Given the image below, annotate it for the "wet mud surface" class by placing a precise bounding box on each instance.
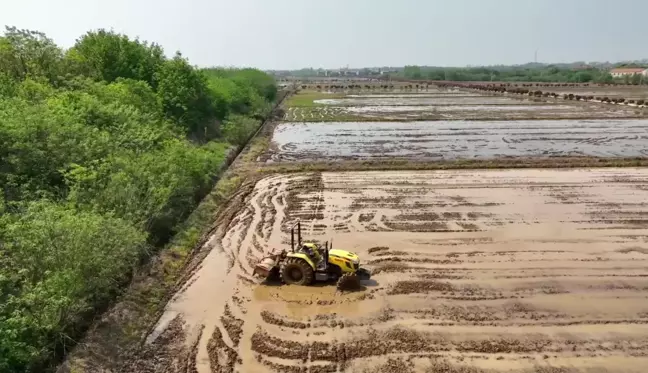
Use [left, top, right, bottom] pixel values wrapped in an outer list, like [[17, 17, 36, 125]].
[[314, 96, 536, 106], [283, 87, 645, 123], [123, 87, 648, 372], [545, 86, 648, 101], [270, 119, 648, 161], [283, 104, 640, 122], [134, 170, 648, 373]]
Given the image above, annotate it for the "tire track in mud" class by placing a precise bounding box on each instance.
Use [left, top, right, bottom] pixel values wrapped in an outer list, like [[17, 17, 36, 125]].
[[125, 86, 648, 373], [133, 168, 648, 372], [239, 169, 648, 372]]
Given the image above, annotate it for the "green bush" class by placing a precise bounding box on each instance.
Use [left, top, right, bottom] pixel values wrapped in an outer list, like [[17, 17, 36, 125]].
[[221, 114, 261, 146], [0, 25, 276, 373], [399, 64, 615, 83], [0, 201, 147, 372]]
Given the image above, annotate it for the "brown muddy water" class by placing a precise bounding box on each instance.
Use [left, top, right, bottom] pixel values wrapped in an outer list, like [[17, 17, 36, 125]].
[[271, 119, 648, 161]]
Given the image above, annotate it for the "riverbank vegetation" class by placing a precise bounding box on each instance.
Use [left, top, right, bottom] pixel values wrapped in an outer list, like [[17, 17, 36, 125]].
[[400, 65, 616, 83], [0, 26, 276, 373]]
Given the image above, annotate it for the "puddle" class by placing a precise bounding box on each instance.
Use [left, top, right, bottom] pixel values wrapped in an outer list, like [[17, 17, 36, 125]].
[[271, 119, 648, 161], [252, 283, 375, 318]]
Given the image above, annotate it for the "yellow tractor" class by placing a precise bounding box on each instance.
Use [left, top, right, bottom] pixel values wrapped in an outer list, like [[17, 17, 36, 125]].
[[253, 222, 371, 290]]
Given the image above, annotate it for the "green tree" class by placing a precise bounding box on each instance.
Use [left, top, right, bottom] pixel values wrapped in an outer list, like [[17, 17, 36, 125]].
[[631, 73, 643, 85], [0, 201, 146, 372], [571, 71, 593, 83], [0, 71, 17, 97], [204, 68, 277, 102], [394, 64, 616, 84], [0, 26, 63, 84], [0, 95, 109, 201], [0, 25, 277, 373], [16, 78, 55, 102], [221, 114, 259, 146], [155, 53, 217, 141], [595, 72, 614, 83], [403, 65, 422, 79], [67, 30, 164, 86], [426, 70, 445, 80], [65, 140, 228, 238]]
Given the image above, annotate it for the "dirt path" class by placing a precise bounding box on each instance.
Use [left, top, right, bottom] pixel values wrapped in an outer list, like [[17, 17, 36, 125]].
[[131, 168, 648, 373]]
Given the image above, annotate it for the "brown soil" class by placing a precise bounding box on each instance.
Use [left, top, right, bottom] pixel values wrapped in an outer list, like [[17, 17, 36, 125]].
[[119, 316, 200, 373], [134, 169, 648, 372], [367, 246, 389, 254], [220, 305, 243, 346], [207, 325, 239, 373], [388, 280, 455, 295], [115, 86, 648, 373]]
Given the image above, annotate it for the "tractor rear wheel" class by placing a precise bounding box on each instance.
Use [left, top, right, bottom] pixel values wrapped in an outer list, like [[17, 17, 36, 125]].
[[281, 258, 314, 286], [337, 272, 361, 291]]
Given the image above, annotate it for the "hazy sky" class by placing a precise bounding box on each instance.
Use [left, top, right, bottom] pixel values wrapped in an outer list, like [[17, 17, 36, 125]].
[[3, 0, 647, 69]]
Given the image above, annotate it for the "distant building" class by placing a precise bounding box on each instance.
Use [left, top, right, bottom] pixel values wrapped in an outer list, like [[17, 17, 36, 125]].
[[610, 67, 648, 78]]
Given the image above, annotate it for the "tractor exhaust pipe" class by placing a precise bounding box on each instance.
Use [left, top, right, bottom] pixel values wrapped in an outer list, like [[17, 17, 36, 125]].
[[290, 220, 303, 253]]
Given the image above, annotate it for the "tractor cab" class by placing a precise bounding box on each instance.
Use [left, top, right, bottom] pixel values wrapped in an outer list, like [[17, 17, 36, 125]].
[[299, 242, 325, 270]]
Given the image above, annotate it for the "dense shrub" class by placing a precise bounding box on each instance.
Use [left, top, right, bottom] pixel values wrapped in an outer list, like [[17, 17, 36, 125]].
[[399, 64, 616, 84], [0, 25, 276, 372]]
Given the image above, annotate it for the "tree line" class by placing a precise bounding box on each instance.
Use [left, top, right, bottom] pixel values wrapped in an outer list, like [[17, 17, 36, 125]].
[[399, 65, 621, 84], [0, 26, 277, 373]]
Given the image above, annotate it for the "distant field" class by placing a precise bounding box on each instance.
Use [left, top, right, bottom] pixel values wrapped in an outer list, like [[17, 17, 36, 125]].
[[548, 86, 648, 101], [270, 119, 648, 162], [283, 90, 646, 122], [284, 91, 345, 107], [460, 81, 648, 101]]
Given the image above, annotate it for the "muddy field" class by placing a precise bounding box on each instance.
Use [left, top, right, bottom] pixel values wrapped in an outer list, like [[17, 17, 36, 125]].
[[537, 86, 648, 101], [270, 119, 648, 161], [283, 88, 646, 122], [121, 84, 648, 373], [452, 82, 648, 101], [140, 169, 648, 373], [314, 96, 535, 106], [283, 103, 640, 122]]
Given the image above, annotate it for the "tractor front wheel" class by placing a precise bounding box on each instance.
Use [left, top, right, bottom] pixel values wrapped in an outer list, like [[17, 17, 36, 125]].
[[337, 272, 361, 291], [281, 258, 314, 286]]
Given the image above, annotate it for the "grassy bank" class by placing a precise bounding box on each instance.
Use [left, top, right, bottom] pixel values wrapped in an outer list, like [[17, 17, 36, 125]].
[[284, 91, 345, 107]]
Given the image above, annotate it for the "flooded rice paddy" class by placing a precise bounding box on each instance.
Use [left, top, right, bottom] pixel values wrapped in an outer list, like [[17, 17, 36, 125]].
[[271, 119, 648, 161], [314, 96, 535, 106], [344, 104, 574, 113], [284, 102, 639, 122]]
